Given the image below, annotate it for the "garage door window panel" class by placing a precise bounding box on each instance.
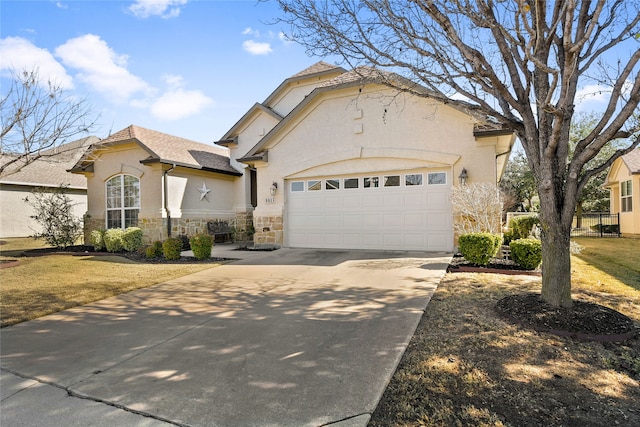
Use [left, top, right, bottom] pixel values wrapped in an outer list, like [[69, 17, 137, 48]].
[[307, 180, 321, 191], [326, 179, 340, 190], [364, 177, 379, 188], [405, 174, 423, 186], [344, 178, 359, 189], [291, 181, 305, 192], [428, 172, 447, 185], [384, 175, 400, 187]]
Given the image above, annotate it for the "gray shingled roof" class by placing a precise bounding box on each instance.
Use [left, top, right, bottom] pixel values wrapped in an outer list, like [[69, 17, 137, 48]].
[[291, 61, 342, 78], [621, 148, 640, 173], [92, 125, 241, 176], [0, 136, 98, 188]]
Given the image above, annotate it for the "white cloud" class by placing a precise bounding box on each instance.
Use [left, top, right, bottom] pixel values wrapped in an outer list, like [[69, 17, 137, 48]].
[[128, 0, 188, 19], [243, 40, 273, 56], [0, 36, 73, 88], [575, 84, 610, 104], [242, 27, 259, 37], [151, 88, 213, 120], [54, 34, 153, 103], [56, 2, 68, 10], [278, 32, 293, 45]]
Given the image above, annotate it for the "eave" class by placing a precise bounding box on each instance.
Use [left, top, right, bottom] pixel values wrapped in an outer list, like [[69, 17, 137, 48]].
[[139, 158, 243, 177]]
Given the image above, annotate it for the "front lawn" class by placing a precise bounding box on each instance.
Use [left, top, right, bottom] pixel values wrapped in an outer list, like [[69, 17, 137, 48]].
[[369, 238, 640, 426], [0, 239, 221, 327]]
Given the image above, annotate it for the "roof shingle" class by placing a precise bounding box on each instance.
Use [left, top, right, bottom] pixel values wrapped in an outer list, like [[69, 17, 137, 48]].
[[621, 148, 640, 173]]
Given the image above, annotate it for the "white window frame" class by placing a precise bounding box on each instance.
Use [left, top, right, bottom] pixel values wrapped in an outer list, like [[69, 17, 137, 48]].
[[621, 179, 632, 212], [105, 174, 140, 229]]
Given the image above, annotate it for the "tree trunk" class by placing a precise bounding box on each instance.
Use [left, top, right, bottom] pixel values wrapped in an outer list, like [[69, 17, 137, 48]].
[[540, 220, 573, 308], [576, 202, 583, 229]]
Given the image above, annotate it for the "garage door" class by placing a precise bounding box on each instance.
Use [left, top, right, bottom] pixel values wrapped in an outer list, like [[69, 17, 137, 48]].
[[286, 170, 453, 251]]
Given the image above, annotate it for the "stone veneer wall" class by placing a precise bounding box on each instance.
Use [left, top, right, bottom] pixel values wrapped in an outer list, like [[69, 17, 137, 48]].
[[84, 212, 253, 246], [253, 215, 283, 248]]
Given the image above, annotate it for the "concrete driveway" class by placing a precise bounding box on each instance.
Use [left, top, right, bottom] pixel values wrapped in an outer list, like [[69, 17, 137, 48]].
[[1, 248, 450, 427]]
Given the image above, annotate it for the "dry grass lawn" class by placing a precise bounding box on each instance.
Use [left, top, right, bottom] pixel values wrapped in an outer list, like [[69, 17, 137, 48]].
[[370, 238, 640, 427], [0, 238, 221, 327]]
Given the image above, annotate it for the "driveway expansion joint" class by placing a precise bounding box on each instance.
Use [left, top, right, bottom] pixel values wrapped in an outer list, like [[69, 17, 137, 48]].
[[1, 368, 184, 426], [320, 412, 372, 426]]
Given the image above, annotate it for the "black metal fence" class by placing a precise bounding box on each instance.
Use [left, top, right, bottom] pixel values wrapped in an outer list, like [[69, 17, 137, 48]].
[[570, 213, 621, 237]]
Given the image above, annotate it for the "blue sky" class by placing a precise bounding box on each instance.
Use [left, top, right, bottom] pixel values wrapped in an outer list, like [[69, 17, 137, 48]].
[[1, 0, 334, 143]]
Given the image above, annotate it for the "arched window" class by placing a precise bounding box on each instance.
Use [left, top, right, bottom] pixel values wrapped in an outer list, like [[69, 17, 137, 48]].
[[106, 175, 140, 229]]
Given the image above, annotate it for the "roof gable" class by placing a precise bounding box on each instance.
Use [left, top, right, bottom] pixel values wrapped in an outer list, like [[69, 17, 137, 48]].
[[0, 136, 98, 188], [75, 125, 241, 176], [621, 148, 640, 174]]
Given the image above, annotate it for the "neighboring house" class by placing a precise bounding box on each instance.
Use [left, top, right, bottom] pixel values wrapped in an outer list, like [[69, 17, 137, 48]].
[[604, 149, 640, 236], [217, 62, 515, 251], [70, 62, 515, 251], [69, 126, 245, 244], [0, 136, 98, 238]]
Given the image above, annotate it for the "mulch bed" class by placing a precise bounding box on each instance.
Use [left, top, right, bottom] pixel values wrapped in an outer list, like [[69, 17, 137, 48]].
[[20, 245, 232, 264], [447, 253, 541, 276], [496, 293, 638, 342]]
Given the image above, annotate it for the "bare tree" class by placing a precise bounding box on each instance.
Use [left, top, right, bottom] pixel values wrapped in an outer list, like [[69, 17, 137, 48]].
[[276, 0, 640, 307], [451, 183, 503, 235], [1, 69, 98, 177]]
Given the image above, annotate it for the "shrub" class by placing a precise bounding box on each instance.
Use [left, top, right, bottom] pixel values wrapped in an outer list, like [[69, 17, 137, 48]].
[[458, 232, 501, 266], [122, 227, 144, 252], [510, 238, 542, 270], [24, 185, 83, 248], [502, 228, 516, 246], [103, 229, 124, 252], [162, 237, 183, 260], [145, 241, 163, 259], [190, 234, 213, 260], [90, 229, 106, 251], [508, 215, 539, 240]]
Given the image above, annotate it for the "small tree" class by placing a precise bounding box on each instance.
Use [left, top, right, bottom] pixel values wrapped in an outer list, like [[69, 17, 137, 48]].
[[451, 183, 503, 235], [24, 185, 83, 248], [1, 69, 97, 177]]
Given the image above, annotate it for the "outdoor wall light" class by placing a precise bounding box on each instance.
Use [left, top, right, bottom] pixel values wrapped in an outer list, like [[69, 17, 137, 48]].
[[270, 182, 278, 196], [458, 168, 468, 186]]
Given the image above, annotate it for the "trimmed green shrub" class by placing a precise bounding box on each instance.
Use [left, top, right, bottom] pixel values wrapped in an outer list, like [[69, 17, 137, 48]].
[[103, 229, 124, 253], [145, 241, 163, 259], [508, 215, 539, 240], [122, 227, 144, 252], [458, 232, 501, 266], [502, 228, 516, 246], [190, 234, 213, 260], [90, 229, 106, 251], [162, 237, 183, 260], [510, 238, 542, 270]]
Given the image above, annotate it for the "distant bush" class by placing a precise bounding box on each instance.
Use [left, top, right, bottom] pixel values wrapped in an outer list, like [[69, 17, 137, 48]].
[[103, 229, 124, 253], [122, 227, 144, 252], [510, 238, 542, 270], [190, 234, 213, 261], [146, 241, 164, 259], [458, 233, 501, 266], [508, 215, 539, 240], [162, 237, 183, 260], [24, 185, 83, 249], [90, 229, 106, 251]]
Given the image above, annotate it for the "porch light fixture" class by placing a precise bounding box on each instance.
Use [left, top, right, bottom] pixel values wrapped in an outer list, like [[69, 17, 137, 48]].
[[458, 168, 468, 186], [270, 182, 278, 196]]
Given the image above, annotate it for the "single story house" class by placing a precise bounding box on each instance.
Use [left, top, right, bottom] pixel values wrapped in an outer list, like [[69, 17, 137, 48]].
[[72, 62, 515, 251], [604, 148, 640, 236], [69, 125, 245, 244], [0, 136, 98, 238]]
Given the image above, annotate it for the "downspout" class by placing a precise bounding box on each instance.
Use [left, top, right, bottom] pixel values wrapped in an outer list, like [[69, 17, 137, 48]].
[[164, 164, 176, 238]]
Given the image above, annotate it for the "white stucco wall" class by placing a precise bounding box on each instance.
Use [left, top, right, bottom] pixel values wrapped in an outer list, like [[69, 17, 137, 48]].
[[0, 184, 87, 238]]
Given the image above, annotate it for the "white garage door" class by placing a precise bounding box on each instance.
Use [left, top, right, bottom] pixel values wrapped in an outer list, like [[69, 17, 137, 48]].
[[286, 170, 453, 251]]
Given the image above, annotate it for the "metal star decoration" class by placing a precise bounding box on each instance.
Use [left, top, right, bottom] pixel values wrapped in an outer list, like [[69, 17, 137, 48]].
[[197, 182, 211, 201]]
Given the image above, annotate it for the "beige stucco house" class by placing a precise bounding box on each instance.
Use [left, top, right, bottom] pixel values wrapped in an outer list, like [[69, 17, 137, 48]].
[[0, 136, 97, 238], [70, 126, 245, 243], [71, 62, 515, 251], [604, 149, 640, 236], [217, 62, 515, 251]]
